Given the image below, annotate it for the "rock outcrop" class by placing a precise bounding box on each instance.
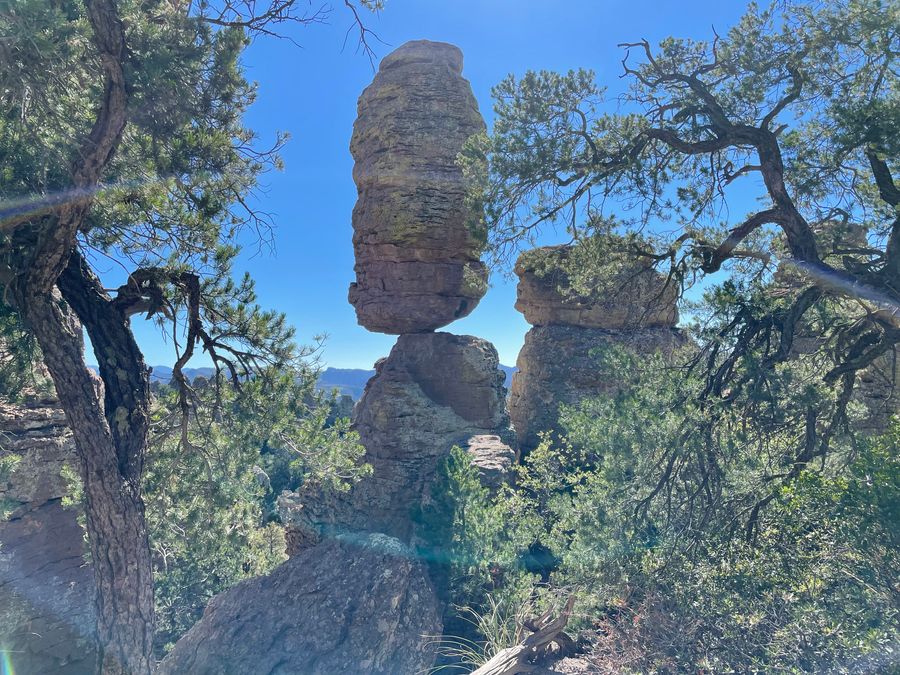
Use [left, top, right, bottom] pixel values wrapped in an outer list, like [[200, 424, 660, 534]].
[[348, 40, 488, 334], [284, 332, 512, 546], [509, 245, 684, 454], [158, 535, 441, 675], [0, 396, 98, 675]]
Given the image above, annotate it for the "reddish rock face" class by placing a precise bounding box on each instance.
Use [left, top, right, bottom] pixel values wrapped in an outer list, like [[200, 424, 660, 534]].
[[348, 40, 488, 334], [344, 333, 511, 541]]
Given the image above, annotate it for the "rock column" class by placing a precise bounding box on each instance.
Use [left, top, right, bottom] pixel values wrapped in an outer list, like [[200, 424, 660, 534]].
[[326, 41, 511, 548], [279, 40, 513, 550], [163, 40, 507, 675]]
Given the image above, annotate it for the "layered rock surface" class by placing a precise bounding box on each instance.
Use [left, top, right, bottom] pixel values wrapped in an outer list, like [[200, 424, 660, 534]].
[[158, 535, 441, 675], [0, 396, 98, 675], [465, 434, 517, 493], [510, 246, 684, 454], [348, 40, 488, 334]]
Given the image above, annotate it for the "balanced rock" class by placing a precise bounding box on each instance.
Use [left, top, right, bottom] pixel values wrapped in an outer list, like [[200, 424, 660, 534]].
[[283, 332, 511, 546], [509, 245, 684, 454], [159, 535, 441, 675], [0, 395, 98, 675], [515, 245, 678, 329], [348, 40, 488, 334]]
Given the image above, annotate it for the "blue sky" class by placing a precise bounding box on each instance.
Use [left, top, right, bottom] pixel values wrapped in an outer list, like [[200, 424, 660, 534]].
[[121, 0, 754, 370]]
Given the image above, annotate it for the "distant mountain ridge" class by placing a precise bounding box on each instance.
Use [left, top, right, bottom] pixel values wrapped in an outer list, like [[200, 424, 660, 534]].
[[319, 365, 516, 400], [91, 364, 517, 400], [317, 368, 375, 400], [148, 365, 215, 383]]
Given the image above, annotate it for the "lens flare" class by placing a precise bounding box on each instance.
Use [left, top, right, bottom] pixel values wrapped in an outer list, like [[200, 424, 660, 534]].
[[1, 648, 14, 675], [0, 175, 173, 232]]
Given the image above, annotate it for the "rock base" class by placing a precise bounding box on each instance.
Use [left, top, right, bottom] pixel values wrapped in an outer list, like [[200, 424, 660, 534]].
[[158, 535, 441, 675], [509, 325, 685, 454]]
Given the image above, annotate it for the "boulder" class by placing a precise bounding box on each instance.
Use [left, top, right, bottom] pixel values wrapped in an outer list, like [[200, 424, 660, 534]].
[[283, 332, 512, 546], [348, 40, 488, 334], [0, 396, 98, 675], [514, 245, 678, 329], [158, 535, 441, 675]]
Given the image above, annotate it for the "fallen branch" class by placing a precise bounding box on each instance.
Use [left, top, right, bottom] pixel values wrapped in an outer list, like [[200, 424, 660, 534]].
[[471, 596, 576, 675]]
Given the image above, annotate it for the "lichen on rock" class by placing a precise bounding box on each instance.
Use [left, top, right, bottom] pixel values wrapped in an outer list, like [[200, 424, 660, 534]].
[[464, 434, 517, 493], [514, 244, 678, 330]]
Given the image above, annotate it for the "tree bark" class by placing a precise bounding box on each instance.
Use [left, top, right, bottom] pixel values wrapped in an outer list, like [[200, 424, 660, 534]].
[[14, 285, 154, 675]]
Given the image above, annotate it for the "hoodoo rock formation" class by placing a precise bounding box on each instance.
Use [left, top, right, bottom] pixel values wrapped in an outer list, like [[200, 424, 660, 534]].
[[174, 41, 501, 675], [509, 245, 685, 454], [348, 39, 488, 334], [0, 395, 98, 675]]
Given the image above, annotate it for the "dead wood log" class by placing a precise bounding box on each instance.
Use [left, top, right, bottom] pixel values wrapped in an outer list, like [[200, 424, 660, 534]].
[[470, 596, 576, 675]]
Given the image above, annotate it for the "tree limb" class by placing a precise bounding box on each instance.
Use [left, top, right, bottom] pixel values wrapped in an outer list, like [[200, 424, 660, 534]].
[[57, 249, 152, 485], [470, 597, 576, 675], [698, 208, 784, 273], [24, 0, 128, 293]]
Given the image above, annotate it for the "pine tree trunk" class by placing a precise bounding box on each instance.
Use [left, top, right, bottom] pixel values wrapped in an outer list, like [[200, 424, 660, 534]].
[[3, 0, 151, 669], [18, 290, 155, 675]]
